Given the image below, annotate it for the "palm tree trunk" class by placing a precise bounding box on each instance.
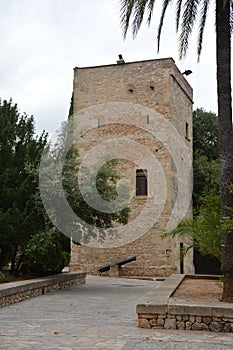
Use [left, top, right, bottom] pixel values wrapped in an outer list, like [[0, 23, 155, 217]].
[[216, 0, 233, 302]]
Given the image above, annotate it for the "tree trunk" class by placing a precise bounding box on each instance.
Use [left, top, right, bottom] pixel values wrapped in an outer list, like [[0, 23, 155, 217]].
[[216, 0, 233, 302]]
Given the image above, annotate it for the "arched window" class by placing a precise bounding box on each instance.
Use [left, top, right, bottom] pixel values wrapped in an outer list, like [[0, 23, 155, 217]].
[[136, 169, 148, 196]]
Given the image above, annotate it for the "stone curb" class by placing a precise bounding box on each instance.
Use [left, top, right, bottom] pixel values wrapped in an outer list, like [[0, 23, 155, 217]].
[[136, 274, 185, 314], [0, 272, 86, 308], [136, 274, 233, 332]]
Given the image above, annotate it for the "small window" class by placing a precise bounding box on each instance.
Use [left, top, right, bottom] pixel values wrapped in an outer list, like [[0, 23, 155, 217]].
[[150, 81, 155, 90], [136, 169, 148, 196], [98, 119, 101, 128], [185, 122, 190, 140], [128, 83, 134, 93]]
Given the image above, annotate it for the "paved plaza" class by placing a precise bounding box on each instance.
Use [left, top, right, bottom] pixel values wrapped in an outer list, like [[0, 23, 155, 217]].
[[0, 275, 233, 349]]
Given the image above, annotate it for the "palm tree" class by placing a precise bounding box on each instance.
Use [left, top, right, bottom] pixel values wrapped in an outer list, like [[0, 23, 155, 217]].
[[120, 0, 233, 302]]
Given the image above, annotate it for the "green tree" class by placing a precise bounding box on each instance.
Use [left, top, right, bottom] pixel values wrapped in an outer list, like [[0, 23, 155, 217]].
[[164, 192, 233, 265], [193, 156, 220, 207], [39, 121, 130, 245], [193, 108, 220, 208], [0, 99, 47, 273], [193, 108, 219, 161], [164, 193, 222, 262], [120, 0, 233, 302], [23, 228, 70, 275]]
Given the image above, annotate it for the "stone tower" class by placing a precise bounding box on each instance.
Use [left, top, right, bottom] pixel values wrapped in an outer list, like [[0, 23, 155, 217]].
[[69, 57, 194, 277]]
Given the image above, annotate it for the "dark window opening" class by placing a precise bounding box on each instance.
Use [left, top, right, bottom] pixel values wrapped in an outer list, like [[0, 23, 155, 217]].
[[150, 81, 155, 90], [128, 83, 134, 93], [185, 122, 190, 140], [136, 169, 148, 196]]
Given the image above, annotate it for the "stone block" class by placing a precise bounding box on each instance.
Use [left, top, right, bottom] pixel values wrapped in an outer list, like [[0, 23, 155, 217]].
[[210, 322, 222, 332], [212, 317, 221, 322], [182, 315, 189, 322], [202, 316, 212, 325], [177, 321, 185, 330], [223, 323, 231, 333], [158, 314, 167, 319], [189, 315, 195, 323], [186, 321, 192, 330], [196, 316, 202, 323], [164, 318, 176, 330], [176, 315, 182, 321], [149, 318, 158, 327], [138, 318, 151, 328], [212, 305, 233, 318], [138, 313, 155, 319], [191, 322, 209, 331], [137, 303, 167, 315], [109, 265, 120, 277], [157, 318, 165, 326], [168, 302, 212, 317]]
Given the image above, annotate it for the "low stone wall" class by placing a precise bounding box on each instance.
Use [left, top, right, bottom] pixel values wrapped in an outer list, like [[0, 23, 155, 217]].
[[137, 274, 233, 333], [0, 272, 86, 308], [138, 311, 233, 332]]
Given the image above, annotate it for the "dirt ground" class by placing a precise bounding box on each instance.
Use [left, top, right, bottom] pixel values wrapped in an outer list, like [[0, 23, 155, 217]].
[[172, 277, 223, 303]]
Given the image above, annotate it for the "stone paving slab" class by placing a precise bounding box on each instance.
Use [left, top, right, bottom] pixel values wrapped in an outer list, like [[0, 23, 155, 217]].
[[0, 276, 233, 349]]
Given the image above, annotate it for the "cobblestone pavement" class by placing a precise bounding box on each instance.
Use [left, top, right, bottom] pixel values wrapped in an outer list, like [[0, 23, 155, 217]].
[[0, 275, 233, 349]]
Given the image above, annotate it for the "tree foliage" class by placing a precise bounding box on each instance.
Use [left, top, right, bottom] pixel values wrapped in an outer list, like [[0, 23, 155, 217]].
[[193, 108, 219, 160], [164, 192, 233, 262], [164, 193, 222, 261], [192, 108, 220, 208], [0, 99, 47, 273], [166, 108, 223, 261], [120, 0, 233, 60], [0, 99, 129, 276], [39, 121, 130, 245], [23, 228, 70, 275]]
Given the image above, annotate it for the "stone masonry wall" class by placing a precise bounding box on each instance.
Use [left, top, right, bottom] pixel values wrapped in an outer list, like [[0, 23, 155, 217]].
[[0, 272, 86, 308], [70, 58, 194, 277], [138, 312, 233, 333], [137, 275, 233, 333]]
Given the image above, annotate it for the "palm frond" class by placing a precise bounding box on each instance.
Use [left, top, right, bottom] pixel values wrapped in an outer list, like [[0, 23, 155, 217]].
[[147, 0, 156, 25], [230, 0, 233, 32], [120, 0, 136, 38], [157, 0, 172, 52], [163, 193, 222, 262], [180, 243, 194, 261], [162, 218, 195, 239], [197, 0, 210, 61], [176, 0, 183, 32], [132, 0, 149, 38], [178, 0, 201, 59]]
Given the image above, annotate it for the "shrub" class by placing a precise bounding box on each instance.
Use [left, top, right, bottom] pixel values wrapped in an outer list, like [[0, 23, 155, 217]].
[[23, 228, 70, 275]]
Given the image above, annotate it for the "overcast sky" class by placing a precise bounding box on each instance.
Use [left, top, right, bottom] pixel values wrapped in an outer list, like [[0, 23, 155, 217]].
[[0, 0, 219, 135]]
